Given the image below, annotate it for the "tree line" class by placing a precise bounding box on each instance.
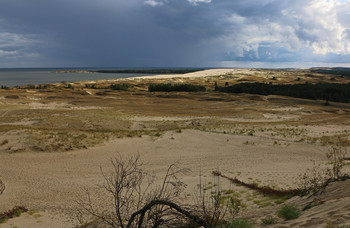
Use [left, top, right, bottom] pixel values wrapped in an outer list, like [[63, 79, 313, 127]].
[[149, 83, 206, 92], [216, 82, 350, 103]]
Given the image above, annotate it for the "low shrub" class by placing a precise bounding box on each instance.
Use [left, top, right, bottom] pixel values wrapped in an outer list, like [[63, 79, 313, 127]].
[[227, 219, 255, 228], [261, 217, 277, 226], [299, 145, 349, 195], [110, 83, 130, 91], [0, 215, 8, 224], [148, 83, 206, 92], [13, 209, 22, 217], [277, 204, 301, 220], [0, 139, 9, 146]]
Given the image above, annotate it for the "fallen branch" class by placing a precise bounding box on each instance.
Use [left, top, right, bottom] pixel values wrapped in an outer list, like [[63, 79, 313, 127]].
[[212, 171, 302, 196], [126, 199, 211, 228]]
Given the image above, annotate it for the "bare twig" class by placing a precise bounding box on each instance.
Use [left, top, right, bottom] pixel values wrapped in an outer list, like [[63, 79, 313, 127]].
[[126, 199, 211, 228], [326, 145, 348, 179], [76, 155, 193, 227]]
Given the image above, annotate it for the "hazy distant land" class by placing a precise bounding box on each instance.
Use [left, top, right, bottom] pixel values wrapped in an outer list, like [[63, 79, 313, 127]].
[[55, 68, 204, 74]]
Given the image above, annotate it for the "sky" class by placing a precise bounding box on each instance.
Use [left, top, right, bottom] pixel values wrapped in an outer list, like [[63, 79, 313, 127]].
[[1, 0, 350, 68]]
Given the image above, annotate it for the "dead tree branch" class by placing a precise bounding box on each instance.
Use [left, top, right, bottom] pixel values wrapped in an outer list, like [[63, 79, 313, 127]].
[[126, 199, 211, 228]]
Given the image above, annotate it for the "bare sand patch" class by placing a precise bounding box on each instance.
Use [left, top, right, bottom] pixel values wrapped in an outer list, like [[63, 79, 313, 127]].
[[28, 101, 109, 110], [0, 130, 330, 227], [131, 69, 240, 80]]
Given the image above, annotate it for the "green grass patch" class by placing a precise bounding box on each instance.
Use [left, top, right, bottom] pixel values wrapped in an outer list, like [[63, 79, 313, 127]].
[[13, 210, 22, 217], [253, 198, 273, 208], [0, 215, 8, 224], [270, 194, 293, 205], [261, 217, 277, 226], [277, 204, 301, 220], [227, 219, 255, 228], [325, 222, 350, 228]]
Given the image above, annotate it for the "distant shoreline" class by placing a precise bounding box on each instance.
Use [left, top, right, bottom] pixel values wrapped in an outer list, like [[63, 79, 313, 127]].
[[55, 69, 205, 74], [0, 69, 159, 87]]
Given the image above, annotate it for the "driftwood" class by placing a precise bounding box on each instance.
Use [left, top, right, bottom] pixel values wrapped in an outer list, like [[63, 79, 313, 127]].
[[212, 171, 302, 196], [0, 179, 4, 195], [126, 199, 211, 228]]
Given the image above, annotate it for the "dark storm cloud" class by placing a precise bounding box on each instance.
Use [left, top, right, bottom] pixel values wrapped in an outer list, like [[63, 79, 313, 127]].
[[0, 0, 350, 67]]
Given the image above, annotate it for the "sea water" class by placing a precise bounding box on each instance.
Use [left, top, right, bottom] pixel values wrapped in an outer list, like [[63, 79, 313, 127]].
[[0, 68, 154, 87]]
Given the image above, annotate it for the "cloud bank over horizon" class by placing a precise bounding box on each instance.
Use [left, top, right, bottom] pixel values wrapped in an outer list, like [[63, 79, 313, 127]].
[[0, 0, 350, 68]]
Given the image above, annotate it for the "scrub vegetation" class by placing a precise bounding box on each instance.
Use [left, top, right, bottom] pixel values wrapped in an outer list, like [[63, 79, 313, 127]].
[[216, 82, 350, 103], [149, 83, 206, 92]]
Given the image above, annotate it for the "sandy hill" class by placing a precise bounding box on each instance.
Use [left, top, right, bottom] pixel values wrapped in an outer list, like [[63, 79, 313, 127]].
[[0, 68, 350, 227]]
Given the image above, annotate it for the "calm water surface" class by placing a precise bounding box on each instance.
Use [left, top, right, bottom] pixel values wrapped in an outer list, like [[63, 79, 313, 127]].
[[0, 68, 154, 87]]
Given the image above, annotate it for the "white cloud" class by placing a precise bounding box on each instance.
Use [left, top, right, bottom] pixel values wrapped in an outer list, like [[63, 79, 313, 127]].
[[0, 32, 31, 48], [211, 0, 350, 60], [0, 49, 17, 56], [295, 0, 348, 55], [144, 0, 211, 7], [187, 0, 212, 6], [144, 0, 164, 7], [0, 32, 45, 66]]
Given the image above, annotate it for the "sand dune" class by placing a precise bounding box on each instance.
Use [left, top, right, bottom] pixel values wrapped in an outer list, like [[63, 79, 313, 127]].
[[0, 130, 343, 227], [0, 69, 350, 227]]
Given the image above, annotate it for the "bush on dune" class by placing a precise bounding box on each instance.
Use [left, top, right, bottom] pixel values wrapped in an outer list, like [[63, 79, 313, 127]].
[[148, 83, 206, 92], [277, 204, 301, 220], [110, 83, 131, 91]]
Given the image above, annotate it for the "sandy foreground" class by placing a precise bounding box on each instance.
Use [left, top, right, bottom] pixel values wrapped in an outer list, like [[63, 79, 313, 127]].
[[0, 69, 350, 227], [0, 130, 336, 227]]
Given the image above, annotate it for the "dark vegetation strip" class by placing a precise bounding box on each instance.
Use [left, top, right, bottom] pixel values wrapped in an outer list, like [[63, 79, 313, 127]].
[[212, 171, 302, 196], [216, 82, 350, 103], [0, 179, 4, 195], [149, 83, 206, 92], [310, 67, 350, 78], [91, 69, 204, 74], [109, 83, 130, 91], [85, 83, 131, 91], [0, 206, 28, 222]]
